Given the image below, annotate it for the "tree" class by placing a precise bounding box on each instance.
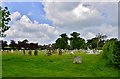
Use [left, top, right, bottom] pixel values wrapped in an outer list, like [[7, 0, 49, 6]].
[[9, 40, 17, 49], [29, 43, 39, 50], [18, 39, 29, 50], [55, 33, 69, 49], [1, 40, 8, 49], [0, 6, 11, 37], [96, 33, 107, 48], [87, 33, 107, 49], [87, 38, 98, 49], [70, 32, 86, 49], [70, 32, 80, 38]]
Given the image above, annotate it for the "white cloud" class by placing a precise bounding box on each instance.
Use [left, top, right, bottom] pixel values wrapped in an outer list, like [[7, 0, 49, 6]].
[[43, 2, 104, 30], [5, 12, 60, 45], [43, 2, 118, 39], [10, 11, 21, 21], [81, 24, 118, 40], [84, 32, 96, 40]]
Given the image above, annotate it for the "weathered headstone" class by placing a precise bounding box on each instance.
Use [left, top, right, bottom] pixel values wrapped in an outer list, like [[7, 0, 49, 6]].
[[70, 50, 74, 55], [28, 50, 32, 56], [46, 50, 52, 56], [93, 49, 96, 54], [52, 49, 55, 54], [61, 49, 64, 53], [73, 56, 82, 64], [59, 49, 62, 55], [11, 49, 13, 53], [34, 49, 38, 56], [23, 49, 25, 55], [87, 48, 94, 54]]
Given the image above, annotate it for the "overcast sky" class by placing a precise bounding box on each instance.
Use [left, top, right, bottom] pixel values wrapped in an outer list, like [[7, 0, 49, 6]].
[[1, 1, 118, 45]]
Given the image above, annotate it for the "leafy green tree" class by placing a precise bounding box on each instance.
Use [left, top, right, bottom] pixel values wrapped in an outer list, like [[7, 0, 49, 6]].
[[21, 39, 29, 49], [70, 32, 86, 49], [87, 38, 98, 49], [87, 33, 107, 49], [96, 33, 107, 48], [2, 40, 8, 49], [55, 33, 69, 49], [9, 40, 17, 50], [0, 6, 11, 37]]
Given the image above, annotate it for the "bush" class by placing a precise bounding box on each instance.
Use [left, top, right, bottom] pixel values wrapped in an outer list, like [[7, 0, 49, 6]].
[[112, 41, 120, 69], [102, 40, 120, 69]]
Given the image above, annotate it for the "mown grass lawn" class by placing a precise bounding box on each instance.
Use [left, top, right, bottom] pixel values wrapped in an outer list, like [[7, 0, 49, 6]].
[[2, 50, 119, 77]]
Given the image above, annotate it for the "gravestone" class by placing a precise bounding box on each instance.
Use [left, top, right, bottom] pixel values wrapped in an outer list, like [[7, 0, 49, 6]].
[[61, 49, 64, 53], [46, 50, 52, 56], [70, 50, 74, 55], [59, 49, 62, 55], [11, 49, 13, 53], [34, 49, 38, 56], [52, 49, 55, 54], [23, 49, 25, 55], [28, 50, 32, 56], [73, 56, 82, 64], [87, 48, 94, 54]]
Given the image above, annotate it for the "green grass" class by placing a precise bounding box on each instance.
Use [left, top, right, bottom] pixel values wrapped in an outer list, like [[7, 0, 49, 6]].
[[2, 50, 119, 77]]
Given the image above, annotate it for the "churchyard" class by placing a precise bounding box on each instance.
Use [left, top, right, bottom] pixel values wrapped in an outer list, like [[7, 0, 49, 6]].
[[2, 50, 119, 77]]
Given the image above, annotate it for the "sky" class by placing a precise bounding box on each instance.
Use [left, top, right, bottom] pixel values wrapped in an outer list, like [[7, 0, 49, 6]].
[[1, 1, 119, 45]]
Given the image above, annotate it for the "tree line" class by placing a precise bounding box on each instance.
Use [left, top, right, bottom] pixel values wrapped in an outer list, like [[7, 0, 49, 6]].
[[1, 32, 115, 51]]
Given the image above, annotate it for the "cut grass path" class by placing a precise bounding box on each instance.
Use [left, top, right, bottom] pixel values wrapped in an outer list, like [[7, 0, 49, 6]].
[[2, 50, 119, 77]]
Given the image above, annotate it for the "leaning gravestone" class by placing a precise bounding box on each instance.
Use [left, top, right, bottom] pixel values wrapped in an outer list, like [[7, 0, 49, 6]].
[[34, 49, 38, 56], [73, 56, 82, 64], [28, 50, 32, 56]]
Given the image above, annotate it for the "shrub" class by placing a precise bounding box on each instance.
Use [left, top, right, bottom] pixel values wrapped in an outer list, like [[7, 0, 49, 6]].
[[112, 41, 120, 69], [102, 40, 120, 69]]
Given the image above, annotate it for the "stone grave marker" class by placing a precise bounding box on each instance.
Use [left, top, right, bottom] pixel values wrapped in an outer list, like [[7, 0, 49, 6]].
[[28, 50, 32, 56], [23, 49, 25, 55], [34, 49, 38, 56], [59, 49, 62, 55], [11, 49, 14, 53], [73, 56, 82, 64], [70, 50, 74, 55], [46, 50, 52, 56]]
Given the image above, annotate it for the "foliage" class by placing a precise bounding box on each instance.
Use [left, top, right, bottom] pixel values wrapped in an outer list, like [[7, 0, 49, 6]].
[[1, 40, 8, 49], [9, 40, 17, 49], [87, 33, 107, 50], [0, 6, 11, 37], [102, 38, 120, 69], [70, 32, 86, 49], [6, 39, 39, 50], [87, 38, 98, 49], [102, 40, 115, 62], [112, 41, 120, 69], [55, 33, 69, 49]]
